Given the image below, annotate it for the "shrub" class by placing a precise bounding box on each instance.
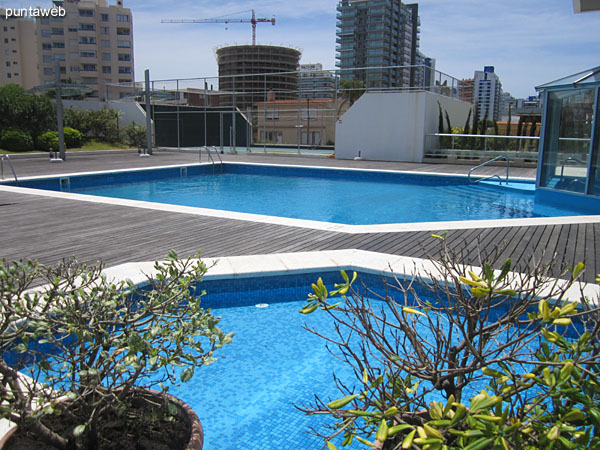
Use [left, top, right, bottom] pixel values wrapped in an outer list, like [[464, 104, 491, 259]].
[[124, 123, 146, 148], [63, 126, 84, 148], [0, 251, 233, 449], [0, 129, 34, 152], [37, 131, 59, 151], [299, 238, 600, 449], [63, 108, 91, 137]]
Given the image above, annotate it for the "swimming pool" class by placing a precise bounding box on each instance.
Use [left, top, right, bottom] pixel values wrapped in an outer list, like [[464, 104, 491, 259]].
[[10, 163, 592, 226]]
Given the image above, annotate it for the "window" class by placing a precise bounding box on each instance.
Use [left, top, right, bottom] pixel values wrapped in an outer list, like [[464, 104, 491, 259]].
[[102, 66, 111, 74], [79, 36, 96, 44], [52, 42, 65, 48], [44, 68, 53, 75], [68, 27, 77, 33], [5, 62, 9, 67], [116, 27, 130, 35], [42, 43, 52, 50], [101, 13, 109, 22], [266, 109, 279, 120], [39, 18, 49, 25], [79, 23, 95, 31], [82, 64, 97, 72], [80, 50, 96, 58], [69, 39, 78, 46], [117, 14, 129, 22], [118, 66, 131, 74], [117, 40, 130, 48], [70, 66, 80, 72], [2, 27, 7, 32], [51, 27, 64, 35], [101, 27, 109, 35], [41, 29, 51, 37], [43, 55, 53, 63], [79, 9, 94, 17], [6, 73, 11, 79], [101, 40, 111, 48], [117, 53, 130, 61], [101, 53, 111, 61]]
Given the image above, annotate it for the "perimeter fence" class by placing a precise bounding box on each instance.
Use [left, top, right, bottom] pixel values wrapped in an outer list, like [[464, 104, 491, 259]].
[[105, 65, 463, 152]]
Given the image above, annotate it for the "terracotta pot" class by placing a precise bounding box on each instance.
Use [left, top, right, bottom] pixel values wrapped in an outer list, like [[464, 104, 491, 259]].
[[0, 390, 203, 450]]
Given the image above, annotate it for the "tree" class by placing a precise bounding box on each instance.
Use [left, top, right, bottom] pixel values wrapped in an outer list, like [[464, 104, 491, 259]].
[[463, 109, 472, 136], [298, 238, 600, 449], [337, 80, 365, 117], [0, 84, 55, 140]]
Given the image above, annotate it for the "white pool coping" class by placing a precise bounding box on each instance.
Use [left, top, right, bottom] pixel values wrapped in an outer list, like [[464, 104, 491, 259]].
[[1, 162, 598, 234], [102, 250, 600, 303]]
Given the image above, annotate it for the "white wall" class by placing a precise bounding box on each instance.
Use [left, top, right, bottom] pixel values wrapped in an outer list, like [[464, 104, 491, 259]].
[[62, 100, 148, 127], [335, 91, 472, 162]]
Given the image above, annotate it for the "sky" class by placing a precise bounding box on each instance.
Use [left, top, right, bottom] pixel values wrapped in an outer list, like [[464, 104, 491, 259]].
[[1, 0, 599, 98]]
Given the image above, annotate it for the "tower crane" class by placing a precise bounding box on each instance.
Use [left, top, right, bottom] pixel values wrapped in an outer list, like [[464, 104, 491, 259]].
[[161, 9, 275, 46]]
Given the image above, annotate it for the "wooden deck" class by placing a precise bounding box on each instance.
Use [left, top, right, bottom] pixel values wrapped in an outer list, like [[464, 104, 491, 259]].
[[0, 151, 597, 282]]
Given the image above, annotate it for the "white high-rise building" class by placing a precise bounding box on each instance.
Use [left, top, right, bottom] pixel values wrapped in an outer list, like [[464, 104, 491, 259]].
[[474, 66, 502, 122]]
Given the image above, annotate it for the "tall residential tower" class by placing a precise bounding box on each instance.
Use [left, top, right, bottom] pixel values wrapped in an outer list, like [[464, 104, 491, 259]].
[[0, 9, 40, 90], [473, 66, 502, 121], [336, 0, 420, 89], [35, 0, 134, 100]]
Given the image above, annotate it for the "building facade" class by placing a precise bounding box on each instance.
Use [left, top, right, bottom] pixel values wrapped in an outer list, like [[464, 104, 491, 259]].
[[336, 0, 420, 89], [298, 63, 336, 99], [473, 66, 502, 121], [35, 0, 134, 100], [255, 98, 348, 146], [0, 9, 40, 90]]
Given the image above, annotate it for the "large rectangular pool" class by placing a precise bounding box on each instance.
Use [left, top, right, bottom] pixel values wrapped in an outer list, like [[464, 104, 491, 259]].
[[10, 163, 594, 225]]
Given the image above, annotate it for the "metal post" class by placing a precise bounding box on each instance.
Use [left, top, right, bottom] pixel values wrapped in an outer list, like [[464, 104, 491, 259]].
[[232, 76, 236, 153], [297, 95, 301, 154], [204, 78, 208, 147], [219, 112, 223, 151], [263, 73, 267, 153], [54, 58, 66, 161], [144, 69, 153, 155], [176, 79, 180, 150]]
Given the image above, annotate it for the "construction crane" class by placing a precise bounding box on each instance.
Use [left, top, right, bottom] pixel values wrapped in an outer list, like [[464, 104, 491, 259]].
[[161, 9, 275, 46]]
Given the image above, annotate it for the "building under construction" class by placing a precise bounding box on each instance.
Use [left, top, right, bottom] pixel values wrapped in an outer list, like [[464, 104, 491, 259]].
[[216, 45, 301, 110]]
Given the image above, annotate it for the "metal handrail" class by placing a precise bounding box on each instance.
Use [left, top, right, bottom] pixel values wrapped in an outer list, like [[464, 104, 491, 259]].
[[559, 156, 586, 181], [209, 146, 223, 165], [468, 155, 510, 185], [0, 154, 18, 185], [199, 146, 215, 165]]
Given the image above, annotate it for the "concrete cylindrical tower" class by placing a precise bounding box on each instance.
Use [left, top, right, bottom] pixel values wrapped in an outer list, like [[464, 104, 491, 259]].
[[216, 45, 301, 109]]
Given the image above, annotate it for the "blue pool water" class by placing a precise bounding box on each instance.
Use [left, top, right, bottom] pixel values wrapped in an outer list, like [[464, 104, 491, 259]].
[[15, 164, 590, 225]]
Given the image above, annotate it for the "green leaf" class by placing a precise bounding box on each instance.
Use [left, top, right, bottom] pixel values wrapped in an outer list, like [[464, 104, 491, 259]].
[[180, 367, 194, 383], [73, 424, 87, 438]]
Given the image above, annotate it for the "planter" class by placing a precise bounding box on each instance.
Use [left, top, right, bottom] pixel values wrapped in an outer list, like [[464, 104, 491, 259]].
[[0, 389, 203, 450]]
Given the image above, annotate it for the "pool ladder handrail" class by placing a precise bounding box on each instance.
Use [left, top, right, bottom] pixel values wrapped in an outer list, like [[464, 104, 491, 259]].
[[199, 146, 223, 172], [559, 155, 586, 181], [468, 155, 510, 185], [0, 154, 18, 185]]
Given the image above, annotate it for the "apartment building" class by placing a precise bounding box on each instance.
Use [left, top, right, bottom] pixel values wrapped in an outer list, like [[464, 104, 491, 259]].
[[0, 9, 40, 89], [336, 0, 420, 89], [36, 0, 134, 100], [474, 66, 502, 121], [298, 63, 336, 99]]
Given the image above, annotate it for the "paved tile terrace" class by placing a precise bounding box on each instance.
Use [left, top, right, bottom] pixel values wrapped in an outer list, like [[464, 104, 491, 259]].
[[0, 150, 597, 283]]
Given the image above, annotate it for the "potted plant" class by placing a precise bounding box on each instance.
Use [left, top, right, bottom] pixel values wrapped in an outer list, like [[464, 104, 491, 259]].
[[299, 238, 600, 449], [0, 251, 233, 449]]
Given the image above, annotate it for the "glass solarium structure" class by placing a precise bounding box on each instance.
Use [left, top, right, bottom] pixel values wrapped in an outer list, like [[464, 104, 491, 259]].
[[536, 67, 600, 211]]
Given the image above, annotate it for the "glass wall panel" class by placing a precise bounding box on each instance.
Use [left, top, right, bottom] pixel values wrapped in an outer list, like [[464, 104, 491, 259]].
[[540, 88, 595, 193], [590, 89, 600, 196]]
